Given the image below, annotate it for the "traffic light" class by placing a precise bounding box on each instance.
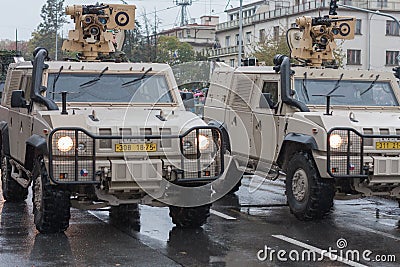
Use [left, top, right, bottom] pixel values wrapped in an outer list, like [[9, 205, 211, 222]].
[[329, 0, 338, 15]]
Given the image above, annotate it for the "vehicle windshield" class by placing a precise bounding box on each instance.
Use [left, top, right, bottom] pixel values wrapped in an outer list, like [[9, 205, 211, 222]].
[[47, 73, 173, 103], [294, 79, 398, 106]]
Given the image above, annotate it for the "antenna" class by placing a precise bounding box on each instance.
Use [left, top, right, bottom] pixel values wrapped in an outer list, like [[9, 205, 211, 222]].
[[174, 0, 193, 26]]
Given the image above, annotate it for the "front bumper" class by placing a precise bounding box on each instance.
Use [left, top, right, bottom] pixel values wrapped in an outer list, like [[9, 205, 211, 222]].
[[48, 126, 225, 186], [327, 127, 400, 181]]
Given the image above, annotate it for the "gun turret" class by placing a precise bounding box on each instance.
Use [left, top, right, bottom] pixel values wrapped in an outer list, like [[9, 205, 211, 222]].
[[287, 12, 355, 67], [62, 3, 136, 61]]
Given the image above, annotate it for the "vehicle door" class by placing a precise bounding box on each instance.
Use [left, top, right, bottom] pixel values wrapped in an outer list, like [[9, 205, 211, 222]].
[[226, 72, 255, 165], [251, 74, 280, 171], [7, 69, 33, 162]]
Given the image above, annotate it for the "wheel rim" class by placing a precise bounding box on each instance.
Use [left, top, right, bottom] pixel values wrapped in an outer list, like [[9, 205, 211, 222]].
[[292, 168, 308, 202], [33, 176, 43, 212]]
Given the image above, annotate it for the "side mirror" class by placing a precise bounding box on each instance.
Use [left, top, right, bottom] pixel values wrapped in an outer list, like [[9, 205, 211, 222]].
[[180, 92, 195, 110], [259, 93, 276, 110], [11, 90, 28, 108]]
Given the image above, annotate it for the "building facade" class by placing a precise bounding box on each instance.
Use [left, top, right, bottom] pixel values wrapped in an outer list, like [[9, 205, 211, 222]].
[[158, 16, 219, 55], [210, 0, 400, 70]]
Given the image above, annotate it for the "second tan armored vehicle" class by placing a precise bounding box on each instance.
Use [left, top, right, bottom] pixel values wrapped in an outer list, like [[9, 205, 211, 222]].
[[205, 7, 400, 220]]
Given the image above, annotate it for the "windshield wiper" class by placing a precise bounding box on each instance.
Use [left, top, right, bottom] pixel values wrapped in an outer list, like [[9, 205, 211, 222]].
[[360, 75, 380, 96], [51, 66, 64, 100], [326, 73, 344, 96], [121, 67, 153, 87], [302, 72, 310, 102], [79, 67, 109, 87], [312, 73, 345, 115]]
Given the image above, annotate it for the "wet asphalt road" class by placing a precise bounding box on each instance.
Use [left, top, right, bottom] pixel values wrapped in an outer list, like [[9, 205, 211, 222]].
[[1, 176, 400, 267]]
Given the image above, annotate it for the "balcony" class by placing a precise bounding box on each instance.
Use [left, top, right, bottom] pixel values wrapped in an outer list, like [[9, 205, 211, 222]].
[[216, 16, 253, 32], [178, 37, 214, 45], [209, 46, 240, 58], [342, 0, 400, 10]]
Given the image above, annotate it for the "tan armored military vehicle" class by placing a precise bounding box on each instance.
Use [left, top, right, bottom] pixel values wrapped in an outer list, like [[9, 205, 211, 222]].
[[205, 7, 400, 220], [0, 3, 235, 233]]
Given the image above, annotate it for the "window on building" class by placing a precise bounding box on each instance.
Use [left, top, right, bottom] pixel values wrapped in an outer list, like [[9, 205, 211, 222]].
[[230, 15, 234, 21], [347, 49, 361, 65], [230, 59, 235, 67], [378, 0, 388, 7], [273, 26, 280, 41], [186, 29, 191, 36], [225, 36, 231, 47], [259, 29, 266, 43], [235, 34, 240, 45], [246, 32, 252, 44], [386, 21, 400, 36], [386, 51, 400, 66], [355, 19, 362, 35]]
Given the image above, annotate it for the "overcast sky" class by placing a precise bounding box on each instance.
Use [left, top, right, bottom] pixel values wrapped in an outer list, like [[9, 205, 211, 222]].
[[0, 0, 255, 41]]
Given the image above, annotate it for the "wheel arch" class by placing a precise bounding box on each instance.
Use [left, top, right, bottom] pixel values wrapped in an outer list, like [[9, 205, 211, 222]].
[[277, 133, 318, 171], [25, 134, 48, 172], [0, 121, 10, 155]]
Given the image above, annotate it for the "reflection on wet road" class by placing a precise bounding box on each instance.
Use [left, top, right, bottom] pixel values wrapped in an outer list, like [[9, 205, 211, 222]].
[[1, 176, 399, 266]]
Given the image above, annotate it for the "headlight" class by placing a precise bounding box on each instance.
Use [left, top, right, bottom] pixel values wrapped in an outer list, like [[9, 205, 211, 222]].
[[57, 136, 74, 152], [198, 134, 210, 150], [329, 134, 343, 149]]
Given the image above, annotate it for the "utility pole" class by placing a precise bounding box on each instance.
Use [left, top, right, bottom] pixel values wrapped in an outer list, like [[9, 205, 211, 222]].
[[55, 0, 59, 60], [154, 8, 158, 61], [15, 29, 18, 52], [238, 0, 243, 67], [174, 0, 193, 26]]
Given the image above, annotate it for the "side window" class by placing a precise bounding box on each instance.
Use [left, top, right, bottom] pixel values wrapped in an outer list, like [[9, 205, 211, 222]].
[[262, 81, 279, 105], [4, 70, 23, 107], [23, 75, 32, 102]]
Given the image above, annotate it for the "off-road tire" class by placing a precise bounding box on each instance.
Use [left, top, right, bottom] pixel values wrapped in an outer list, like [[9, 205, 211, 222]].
[[32, 161, 71, 234], [169, 205, 211, 228], [1, 153, 28, 202], [286, 151, 335, 221]]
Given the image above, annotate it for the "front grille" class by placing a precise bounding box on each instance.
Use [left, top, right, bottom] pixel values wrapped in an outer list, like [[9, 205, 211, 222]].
[[51, 129, 95, 183], [48, 126, 224, 184], [179, 128, 222, 180], [328, 129, 363, 177], [328, 128, 400, 178]]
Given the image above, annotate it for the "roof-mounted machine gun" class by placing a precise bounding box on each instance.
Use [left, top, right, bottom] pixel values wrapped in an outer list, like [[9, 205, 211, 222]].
[[287, 0, 355, 67], [62, 3, 136, 61]]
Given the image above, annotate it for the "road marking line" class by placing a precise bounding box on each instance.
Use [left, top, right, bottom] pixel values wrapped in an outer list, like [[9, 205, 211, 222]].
[[88, 210, 108, 223], [210, 209, 236, 220], [352, 224, 400, 241], [272, 235, 367, 267]]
